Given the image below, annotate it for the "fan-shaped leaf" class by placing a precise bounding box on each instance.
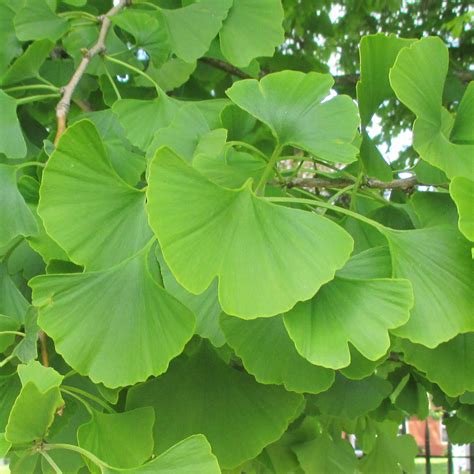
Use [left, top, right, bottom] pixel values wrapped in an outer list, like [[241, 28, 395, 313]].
[[38, 120, 152, 270], [389, 37, 474, 180], [127, 343, 303, 469], [103, 435, 220, 474], [221, 313, 335, 394], [0, 92, 27, 159], [30, 247, 195, 388], [159, 0, 233, 62], [219, 0, 284, 67], [226, 71, 359, 163], [147, 147, 353, 318], [78, 408, 155, 469], [450, 177, 474, 241], [386, 226, 474, 347], [0, 164, 37, 246], [284, 276, 412, 369], [401, 334, 474, 397]]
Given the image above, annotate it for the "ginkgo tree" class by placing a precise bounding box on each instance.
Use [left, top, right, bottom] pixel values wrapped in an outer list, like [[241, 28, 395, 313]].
[[0, 0, 473, 473]]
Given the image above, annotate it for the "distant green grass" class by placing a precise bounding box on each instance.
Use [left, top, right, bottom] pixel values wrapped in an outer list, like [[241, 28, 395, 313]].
[[414, 457, 469, 474]]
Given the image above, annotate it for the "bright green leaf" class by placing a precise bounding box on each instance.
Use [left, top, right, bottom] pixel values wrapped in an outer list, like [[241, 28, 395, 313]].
[[0, 39, 54, 86], [386, 226, 474, 347], [293, 432, 358, 474], [77, 408, 155, 469], [401, 334, 474, 397], [0, 1, 22, 76], [0, 263, 29, 324], [5, 362, 63, 445], [221, 313, 335, 394], [390, 37, 474, 180], [359, 424, 418, 474], [38, 120, 152, 270], [219, 0, 284, 67], [284, 276, 412, 369], [112, 10, 170, 67], [31, 246, 195, 388], [0, 164, 37, 245], [147, 148, 353, 318], [450, 177, 474, 241], [356, 33, 414, 126], [112, 96, 180, 151], [159, 0, 233, 62], [103, 435, 220, 474], [14, 0, 69, 42], [0, 93, 27, 159], [226, 71, 360, 163]]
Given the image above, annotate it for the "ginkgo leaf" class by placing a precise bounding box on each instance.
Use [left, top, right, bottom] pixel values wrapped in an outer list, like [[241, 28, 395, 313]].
[[38, 120, 152, 270], [284, 276, 412, 369], [193, 148, 267, 189], [146, 104, 218, 162], [14, 0, 69, 42], [158, 253, 225, 347], [0, 164, 37, 246], [359, 423, 417, 474], [103, 435, 220, 474], [356, 33, 414, 126], [0, 2, 21, 76], [112, 96, 180, 150], [389, 37, 474, 180], [77, 408, 155, 469], [111, 10, 169, 67], [0, 263, 29, 324], [401, 334, 474, 397], [5, 362, 64, 445], [0, 92, 27, 159], [226, 71, 359, 163], [220, 313, 335, 394], [147, 148, 353, 318], [293, 432, 358, 474], [159, 0, 233, 62], [450, 177, 474, 241], [30, 246, 195, 388], [0, 39, 54, 86], [311, 374, 392, 419], [219, 0, 284, 67], [127, 343, 303, 469], [75, 110, 147, 186], [385, 226, 474, 347], [451, 82, 474, 144]]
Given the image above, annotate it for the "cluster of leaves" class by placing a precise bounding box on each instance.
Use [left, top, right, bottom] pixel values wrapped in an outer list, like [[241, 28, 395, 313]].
[[0, 0, 473, 473]]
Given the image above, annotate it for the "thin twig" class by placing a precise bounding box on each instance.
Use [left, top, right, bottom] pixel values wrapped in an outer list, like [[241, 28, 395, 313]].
[[280, 175, 422, 190], [53, 0, 129, 145], [39, 331, 49, 367], [201, 56, 472, 85]]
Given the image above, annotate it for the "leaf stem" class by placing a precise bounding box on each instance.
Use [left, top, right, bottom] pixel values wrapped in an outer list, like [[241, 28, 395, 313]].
[[61, 385, 116, 413], [0, 331, 25, 337], [0, 354, 15, 368], [104, 63, 122, 100], [16, 94, 61, 105], [41, 451, 63, 474], [3, 84, 59, 93], [226, 141, 269, 161], [256, 143, 283, 194], [43, 443, 113, 473], [16, 161, 46, 171], [104, 55, 161, 93], [266, 196, 386, 231], [58, 10, 99, 22], [60, 388, 93, 415]]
